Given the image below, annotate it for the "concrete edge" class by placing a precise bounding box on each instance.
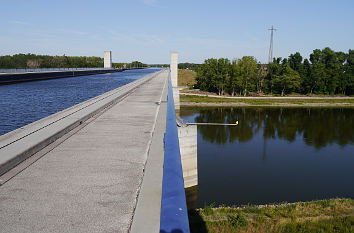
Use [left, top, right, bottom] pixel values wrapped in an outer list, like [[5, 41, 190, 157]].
[[0, 69, 122, 85], [129, 71, 168, 233], [0, 70, 164, 177]]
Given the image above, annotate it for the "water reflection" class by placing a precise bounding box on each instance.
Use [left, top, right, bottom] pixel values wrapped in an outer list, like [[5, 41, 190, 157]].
[[183, 107, 354, 149], [180, 107, 354, 207]]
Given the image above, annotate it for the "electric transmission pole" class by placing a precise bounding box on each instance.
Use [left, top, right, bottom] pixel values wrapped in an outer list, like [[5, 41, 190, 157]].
[[268, 25, 277, 63]]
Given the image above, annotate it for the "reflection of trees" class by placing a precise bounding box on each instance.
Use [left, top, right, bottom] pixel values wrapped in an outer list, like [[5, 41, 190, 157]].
[[190, 107, 354, 149]]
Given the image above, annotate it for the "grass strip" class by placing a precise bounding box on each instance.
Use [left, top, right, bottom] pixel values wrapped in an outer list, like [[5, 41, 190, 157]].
[[189, 198, 354, 233]]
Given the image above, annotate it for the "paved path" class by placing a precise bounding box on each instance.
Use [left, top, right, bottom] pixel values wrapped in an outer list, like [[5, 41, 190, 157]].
[[0, 70, 168, 233]]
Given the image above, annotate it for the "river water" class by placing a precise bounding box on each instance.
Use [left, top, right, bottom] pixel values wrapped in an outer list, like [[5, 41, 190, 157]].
[[0, 69, 161, 136], [180, 106, 354, 208]]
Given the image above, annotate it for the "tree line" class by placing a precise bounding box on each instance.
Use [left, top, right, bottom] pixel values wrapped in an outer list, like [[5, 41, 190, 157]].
[[178, 63, 199, 70], [0, 53, 150, 70], [195, 47, 354, 96], [148, 63, 199, 70], [0, 54, 104, 68], [113, 61, 147, 69]]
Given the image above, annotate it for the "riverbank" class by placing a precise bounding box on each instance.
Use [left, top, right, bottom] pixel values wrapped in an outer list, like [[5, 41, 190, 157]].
[[189, 198, 354, 233], [180, 94, 354, 107]]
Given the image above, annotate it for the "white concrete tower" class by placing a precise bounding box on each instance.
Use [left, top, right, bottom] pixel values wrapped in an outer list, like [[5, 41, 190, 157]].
[[170, 52, 180, 113], [104, 51, 112, 68], [170, 52, 178, 87]]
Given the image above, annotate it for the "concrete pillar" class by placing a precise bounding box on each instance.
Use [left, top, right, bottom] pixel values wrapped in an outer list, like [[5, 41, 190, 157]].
[[170, 52, 180, 113], [178, 125, 198, 188], [170, 52, 178, 87], [104, 51, 112, 68]]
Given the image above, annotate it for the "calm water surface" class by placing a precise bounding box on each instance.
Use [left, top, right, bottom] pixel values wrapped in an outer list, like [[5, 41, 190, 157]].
[[0, 69, 161, 135], [180, 107, 354, 208]]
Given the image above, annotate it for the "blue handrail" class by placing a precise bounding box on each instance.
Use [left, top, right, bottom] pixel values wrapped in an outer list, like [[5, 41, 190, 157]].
[[160, 74, 190, 233]]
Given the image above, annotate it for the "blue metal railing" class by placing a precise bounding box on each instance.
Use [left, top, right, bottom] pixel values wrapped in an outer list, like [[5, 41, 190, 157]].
[[160, 74, 190, 233]]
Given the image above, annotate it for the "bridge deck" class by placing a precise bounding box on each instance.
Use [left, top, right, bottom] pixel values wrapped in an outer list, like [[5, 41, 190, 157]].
[[0, 70, 168, 232]]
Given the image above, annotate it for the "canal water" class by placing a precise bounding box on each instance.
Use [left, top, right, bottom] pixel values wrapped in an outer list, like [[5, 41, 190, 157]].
[[180, 107, 354, 208], [0, 68, 161, 136]]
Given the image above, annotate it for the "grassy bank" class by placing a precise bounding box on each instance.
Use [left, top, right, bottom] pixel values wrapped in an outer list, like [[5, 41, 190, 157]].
[[189, 198, 354, 233], [178, 69, 197, 87], [180, 95, 354, 107]]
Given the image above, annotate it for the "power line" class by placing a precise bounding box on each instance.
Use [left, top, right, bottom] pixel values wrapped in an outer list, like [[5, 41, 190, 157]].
[[268, 25, 277, 63]]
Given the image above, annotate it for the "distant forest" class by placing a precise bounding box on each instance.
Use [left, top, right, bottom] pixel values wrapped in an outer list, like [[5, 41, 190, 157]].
[[0, 54, 104, 68], [148, 63, 199, 70], [0, 53, 147, 69], [113, 61, 147, 69], [195, 48, 353, 96]]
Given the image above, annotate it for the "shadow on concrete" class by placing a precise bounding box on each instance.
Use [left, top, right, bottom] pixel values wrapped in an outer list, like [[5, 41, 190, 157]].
[[185, 185, 198, 210], [188, 209, 208, 233]]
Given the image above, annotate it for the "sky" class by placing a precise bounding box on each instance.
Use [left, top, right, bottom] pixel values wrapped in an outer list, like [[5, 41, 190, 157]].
[[1, 0, 353, 64]]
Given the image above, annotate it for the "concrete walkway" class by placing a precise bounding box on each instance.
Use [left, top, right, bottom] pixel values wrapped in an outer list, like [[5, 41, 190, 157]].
[[0, 70, 168, 233]]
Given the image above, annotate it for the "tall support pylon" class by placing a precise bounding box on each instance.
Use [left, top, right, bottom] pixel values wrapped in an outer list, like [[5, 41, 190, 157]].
[[170, 52, 180, 113], [268, 26, 277, 63]]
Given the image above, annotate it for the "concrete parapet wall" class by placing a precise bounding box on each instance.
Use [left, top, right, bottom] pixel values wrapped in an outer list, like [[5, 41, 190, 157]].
[[0, 69, 121, 85], [178, 125, 198, 188], [0, 70, 163, 177]]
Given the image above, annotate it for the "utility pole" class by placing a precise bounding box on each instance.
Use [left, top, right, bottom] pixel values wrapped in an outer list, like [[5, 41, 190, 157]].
[[268, 25, 277, 63]]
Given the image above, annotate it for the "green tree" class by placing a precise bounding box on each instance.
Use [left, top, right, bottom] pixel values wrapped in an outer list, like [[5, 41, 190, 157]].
[[229, 59, 242, 96], [301, 58, 313, 94], [271, 64, 301, 96], [239, 56, 257, 96], [265, 58, 282, 94], [215, 58, 231, 95], [288, 52, 303, 73], [256, 64, 268, 93], [196, 58, 218, 93], [322, 47, 339, 94], [341, 49, 354, 95]]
